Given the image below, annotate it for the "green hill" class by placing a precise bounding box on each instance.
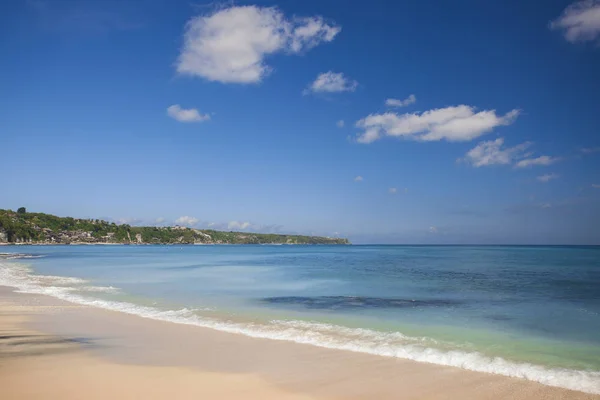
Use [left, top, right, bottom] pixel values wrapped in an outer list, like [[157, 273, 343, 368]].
[[0, 208, 349, 245]]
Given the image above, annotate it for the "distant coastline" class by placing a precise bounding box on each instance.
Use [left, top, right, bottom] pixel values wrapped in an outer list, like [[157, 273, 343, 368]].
[[0, 208, 349, 246]]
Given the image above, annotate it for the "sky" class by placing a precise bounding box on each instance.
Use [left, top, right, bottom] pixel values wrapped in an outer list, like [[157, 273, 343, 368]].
[[1, 0, 600, 244]]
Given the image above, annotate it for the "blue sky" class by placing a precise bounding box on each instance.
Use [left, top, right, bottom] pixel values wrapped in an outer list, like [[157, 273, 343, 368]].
[[1, 0, 600, 244]]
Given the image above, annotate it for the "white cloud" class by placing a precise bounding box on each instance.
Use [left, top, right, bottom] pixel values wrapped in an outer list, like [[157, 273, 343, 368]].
[[515, 156, 561, 168], [385, 94, 416, 108], [305, 71, 358, 94], [354, 175, 363, 182], [175, 216, 199, 226], [336, 120, 345, 128], [176, 6, 340, 84], [592, 183, 600, 188], [167, 105, 210, 122], [389, 187, 397, 194], [461, 138, 532, 167], [155, 217, 166, 224], [462, 138, 563, 170], [355, 106, 520, 144], [537, 173, 560, 182], [550, 0, 600, 43], [289, 16, 341, 52], [228, 221, 251, 230], [429, 226, 438, 233]]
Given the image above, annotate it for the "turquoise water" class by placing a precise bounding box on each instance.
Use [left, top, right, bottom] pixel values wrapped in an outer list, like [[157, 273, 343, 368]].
[[1, 245, 599, 393]]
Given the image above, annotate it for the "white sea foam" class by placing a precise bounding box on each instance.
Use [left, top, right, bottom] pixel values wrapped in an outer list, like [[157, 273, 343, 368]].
[[272, 320, 442, 346], [0, 253, 46, 260], [0, 260, 599, 394], [76, 285, 120, 294], [0, 260, 119, 295]]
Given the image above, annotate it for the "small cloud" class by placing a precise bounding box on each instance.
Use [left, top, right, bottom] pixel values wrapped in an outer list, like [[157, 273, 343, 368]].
[[385, 94, 416, 108], [515, 156, 561, 168], [462, 139, 562, 169], [176, 6, 340, 84], [228, 221, 251, 230], [550, 0, 600, 43], [389, 187, 398, 194], [461, 138, 532, 167], [354, 175, 363, 182], [355, 106, 520, 144], [155, 217, 166, 224], [336, 120, 345, 128], [113, 217, 144, 226], [429, 226, 438, 233], [175, 216, 199, 226], [593, 184, 600, 188], [537, 173, 560, 182], [505, 201, 558, 214], [304, 71, 358, 94], [167, 105, 210, 123], [581, 146, 600, 154]]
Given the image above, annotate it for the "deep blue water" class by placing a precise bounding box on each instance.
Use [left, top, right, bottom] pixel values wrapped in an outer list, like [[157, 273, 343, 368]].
[[1, 245, 599, 393]]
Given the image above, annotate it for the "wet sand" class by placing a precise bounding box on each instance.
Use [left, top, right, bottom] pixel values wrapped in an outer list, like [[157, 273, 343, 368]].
[[1, 286, 598, 400]]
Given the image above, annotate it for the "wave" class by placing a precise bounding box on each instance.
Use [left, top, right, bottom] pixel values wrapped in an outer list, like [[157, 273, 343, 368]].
[[0, 253, 46, 260], [0, 259, 598, 395]]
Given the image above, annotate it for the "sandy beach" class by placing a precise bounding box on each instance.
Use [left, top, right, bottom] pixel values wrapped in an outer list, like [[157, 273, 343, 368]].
[[0, 287, 320, 400], [0, 286, 597, 400]]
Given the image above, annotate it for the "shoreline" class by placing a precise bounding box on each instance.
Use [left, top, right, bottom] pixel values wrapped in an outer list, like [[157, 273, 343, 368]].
[[1, 285, 598, 399]]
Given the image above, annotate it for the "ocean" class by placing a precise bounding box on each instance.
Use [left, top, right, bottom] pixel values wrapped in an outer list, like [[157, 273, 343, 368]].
[[1, 245, 599, 394]]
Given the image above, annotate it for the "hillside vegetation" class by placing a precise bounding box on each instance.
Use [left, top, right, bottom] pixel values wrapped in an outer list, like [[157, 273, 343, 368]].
[[0, 209, 349, 245]]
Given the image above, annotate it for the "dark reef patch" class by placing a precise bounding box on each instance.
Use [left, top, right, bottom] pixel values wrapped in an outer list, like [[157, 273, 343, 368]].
[[261, 296, 463, 310]]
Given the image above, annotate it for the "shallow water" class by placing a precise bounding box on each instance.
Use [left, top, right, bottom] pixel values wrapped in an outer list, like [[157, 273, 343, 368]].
[[1, 245, 599, 393]]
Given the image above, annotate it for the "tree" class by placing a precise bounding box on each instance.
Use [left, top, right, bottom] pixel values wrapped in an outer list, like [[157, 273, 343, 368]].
[[17, 207, 26, 214]]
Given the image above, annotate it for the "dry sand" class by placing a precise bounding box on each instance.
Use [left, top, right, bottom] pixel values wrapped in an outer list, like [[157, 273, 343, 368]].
[[0, 286, 598, 400]]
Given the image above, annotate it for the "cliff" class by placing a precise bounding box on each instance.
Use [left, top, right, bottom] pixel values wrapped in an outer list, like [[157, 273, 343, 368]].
[[0, 209, 349, 245]]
